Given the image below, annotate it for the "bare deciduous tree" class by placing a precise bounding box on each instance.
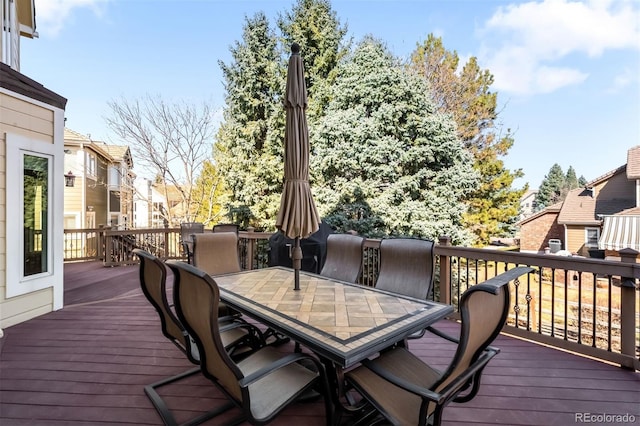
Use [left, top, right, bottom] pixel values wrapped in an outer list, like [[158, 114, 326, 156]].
[[105, 95, 215, 225]]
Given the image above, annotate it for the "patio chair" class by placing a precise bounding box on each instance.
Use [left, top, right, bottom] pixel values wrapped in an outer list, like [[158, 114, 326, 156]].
[[213, 223, 240, 234], [374, 238, 435, 342], [375, 237, 435, 300], [191, 232, 243, 318], [345, 267, 532, 426], [179, 222, 204, 264], [192, 232, 241, 275], [133, 249, 264, 426], [320, 233, 365, 283], [166, 260, 334, 425]]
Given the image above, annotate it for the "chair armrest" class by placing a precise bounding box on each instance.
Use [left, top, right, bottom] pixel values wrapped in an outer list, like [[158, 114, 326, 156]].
[[431, 348, 499, 402], [360, 359, 445, 404], [238, 352, 321, 388], [425, 326, 460, 344]]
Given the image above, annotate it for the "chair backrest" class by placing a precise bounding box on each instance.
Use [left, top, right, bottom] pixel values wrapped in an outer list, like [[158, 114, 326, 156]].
[[166, 261, 244, 402], [180, 222, 205, 242], [192, 232, 241, 275], [213, 223, 239, 234], [435, 279, 511, 393], [375, 238, 435, 300], [133, 248, 199, 363], [320, 234, 365, 283]]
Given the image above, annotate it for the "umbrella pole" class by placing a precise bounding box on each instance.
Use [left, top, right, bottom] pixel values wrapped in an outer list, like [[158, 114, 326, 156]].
[[293, 237, 302, 290]]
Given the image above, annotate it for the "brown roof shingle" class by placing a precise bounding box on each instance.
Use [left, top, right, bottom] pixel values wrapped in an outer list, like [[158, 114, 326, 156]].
[[626, 145, 640, 179]]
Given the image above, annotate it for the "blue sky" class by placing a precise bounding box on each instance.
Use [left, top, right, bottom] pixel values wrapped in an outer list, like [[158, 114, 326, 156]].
[[21, 0, 640, 189]]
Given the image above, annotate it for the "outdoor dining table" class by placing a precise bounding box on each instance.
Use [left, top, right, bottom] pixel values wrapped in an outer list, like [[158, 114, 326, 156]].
[[212, 266, 454, 421]]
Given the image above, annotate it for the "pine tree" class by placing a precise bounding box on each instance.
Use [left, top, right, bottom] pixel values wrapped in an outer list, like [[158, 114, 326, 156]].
[[312, 38, 478, 244], [214, 13, 283, 230], [409, 34, 525, 245], [536, 164, 566, 209], [277, 0, 348, 119]]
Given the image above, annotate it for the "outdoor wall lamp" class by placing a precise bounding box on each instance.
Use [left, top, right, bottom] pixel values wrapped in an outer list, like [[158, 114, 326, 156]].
[[64, 171, 76, 187]]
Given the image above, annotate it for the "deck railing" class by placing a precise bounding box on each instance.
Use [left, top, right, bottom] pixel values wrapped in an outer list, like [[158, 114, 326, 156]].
[[63, 227, 639, 369]]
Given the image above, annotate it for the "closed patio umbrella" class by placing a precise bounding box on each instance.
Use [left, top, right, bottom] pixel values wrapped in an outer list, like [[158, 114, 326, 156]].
[[275, 43, 321, 290]]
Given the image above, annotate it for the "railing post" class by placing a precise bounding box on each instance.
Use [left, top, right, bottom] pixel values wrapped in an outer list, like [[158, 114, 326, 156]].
[[438, 235, 452, 305], [163, 221, 170, 260], [246, 227, 255, 270], [97, 225, 105, 261], [618, 248, 638, 369]]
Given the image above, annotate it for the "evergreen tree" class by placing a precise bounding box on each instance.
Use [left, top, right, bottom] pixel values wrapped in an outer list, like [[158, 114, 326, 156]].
[[535, 164, 566, 209], [312, 38, 478, 244], [214, 13, 283, 230], [409, 34, 525, 245], [277, 0, 349, 119]]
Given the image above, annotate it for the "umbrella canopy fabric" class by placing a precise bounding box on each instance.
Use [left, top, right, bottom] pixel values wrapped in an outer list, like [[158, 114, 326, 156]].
[[276, 43, 321, 240]]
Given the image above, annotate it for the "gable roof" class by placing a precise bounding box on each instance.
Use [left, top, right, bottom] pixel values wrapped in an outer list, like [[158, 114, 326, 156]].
[[516, 202, 562, 226], [0, 62, 67, 109], [102, 145, 133, 168], [626, 146, 640, 179], [64, 128, 133, 168], [556, 187, 633, 225]]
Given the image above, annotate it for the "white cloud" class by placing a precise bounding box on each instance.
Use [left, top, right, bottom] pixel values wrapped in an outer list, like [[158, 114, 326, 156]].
[[606, 67, 637, 93], [479, 0, 640, 95], [36, 0, 108, 37]]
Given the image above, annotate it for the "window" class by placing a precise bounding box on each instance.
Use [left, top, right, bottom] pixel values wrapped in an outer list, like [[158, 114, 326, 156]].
[[86, 151, 97, 177], [586, 227, 600, 248], [109, 165, 120, 188], [6, 133, 59, 299], [23, 154, 50, 276]]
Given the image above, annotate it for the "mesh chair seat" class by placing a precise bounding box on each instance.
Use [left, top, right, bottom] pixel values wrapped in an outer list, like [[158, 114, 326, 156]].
[[180, 222, 205, 264], [320, 234, 365, 283], [375, 237, 435, 300]]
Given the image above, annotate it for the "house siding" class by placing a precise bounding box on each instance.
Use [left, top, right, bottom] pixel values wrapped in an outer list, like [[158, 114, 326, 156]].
[[566, 225, 588, 256], [595, 171, 635, 202], [0, 91, 58, 329], [519, 211, 564, 253]]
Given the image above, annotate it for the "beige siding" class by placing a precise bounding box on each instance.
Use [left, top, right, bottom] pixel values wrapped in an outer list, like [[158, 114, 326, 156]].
[[596, 172, 634, 201], [566, 225, 587, 256], [64, 179, 84, 215], [0, 91, 55, 329], [0, 94, 54, 140]]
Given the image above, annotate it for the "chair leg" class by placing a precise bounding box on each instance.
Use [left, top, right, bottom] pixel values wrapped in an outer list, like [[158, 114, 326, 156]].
[[144, 366, 240, 426], [263, 327, 290, 346]]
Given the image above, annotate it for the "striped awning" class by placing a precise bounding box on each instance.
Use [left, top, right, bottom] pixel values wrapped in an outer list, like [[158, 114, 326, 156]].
[[598, 215, 640, 251]]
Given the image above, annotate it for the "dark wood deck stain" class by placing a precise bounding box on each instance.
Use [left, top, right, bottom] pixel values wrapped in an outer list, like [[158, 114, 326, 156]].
[[1, 261, 638, 425]]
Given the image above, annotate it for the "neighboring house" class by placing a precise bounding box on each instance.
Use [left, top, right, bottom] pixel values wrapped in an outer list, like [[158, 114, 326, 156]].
[[63, 128, 134, 230], [518, 146, 638, 258], [1, 0, 68, 330], [519, 189, 538, 220], [133, 178, 168, 228], [518, 203, 563, 253]]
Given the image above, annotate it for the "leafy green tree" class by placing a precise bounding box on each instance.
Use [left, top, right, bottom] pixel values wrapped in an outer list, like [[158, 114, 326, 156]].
[[409, 34, 525, 245], [214, 13, 283, 230], [535, 163, 565, 209], [277, 0, 349, 119], [312, 38, 478, 243], [191, 160, 229, 226]]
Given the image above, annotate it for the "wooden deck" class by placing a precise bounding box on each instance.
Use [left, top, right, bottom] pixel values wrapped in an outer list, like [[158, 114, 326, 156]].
[[0, 261, 638, 426]]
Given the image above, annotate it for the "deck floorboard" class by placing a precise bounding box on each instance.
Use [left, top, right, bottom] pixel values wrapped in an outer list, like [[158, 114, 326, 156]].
[[1, 261, 638, 425]]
